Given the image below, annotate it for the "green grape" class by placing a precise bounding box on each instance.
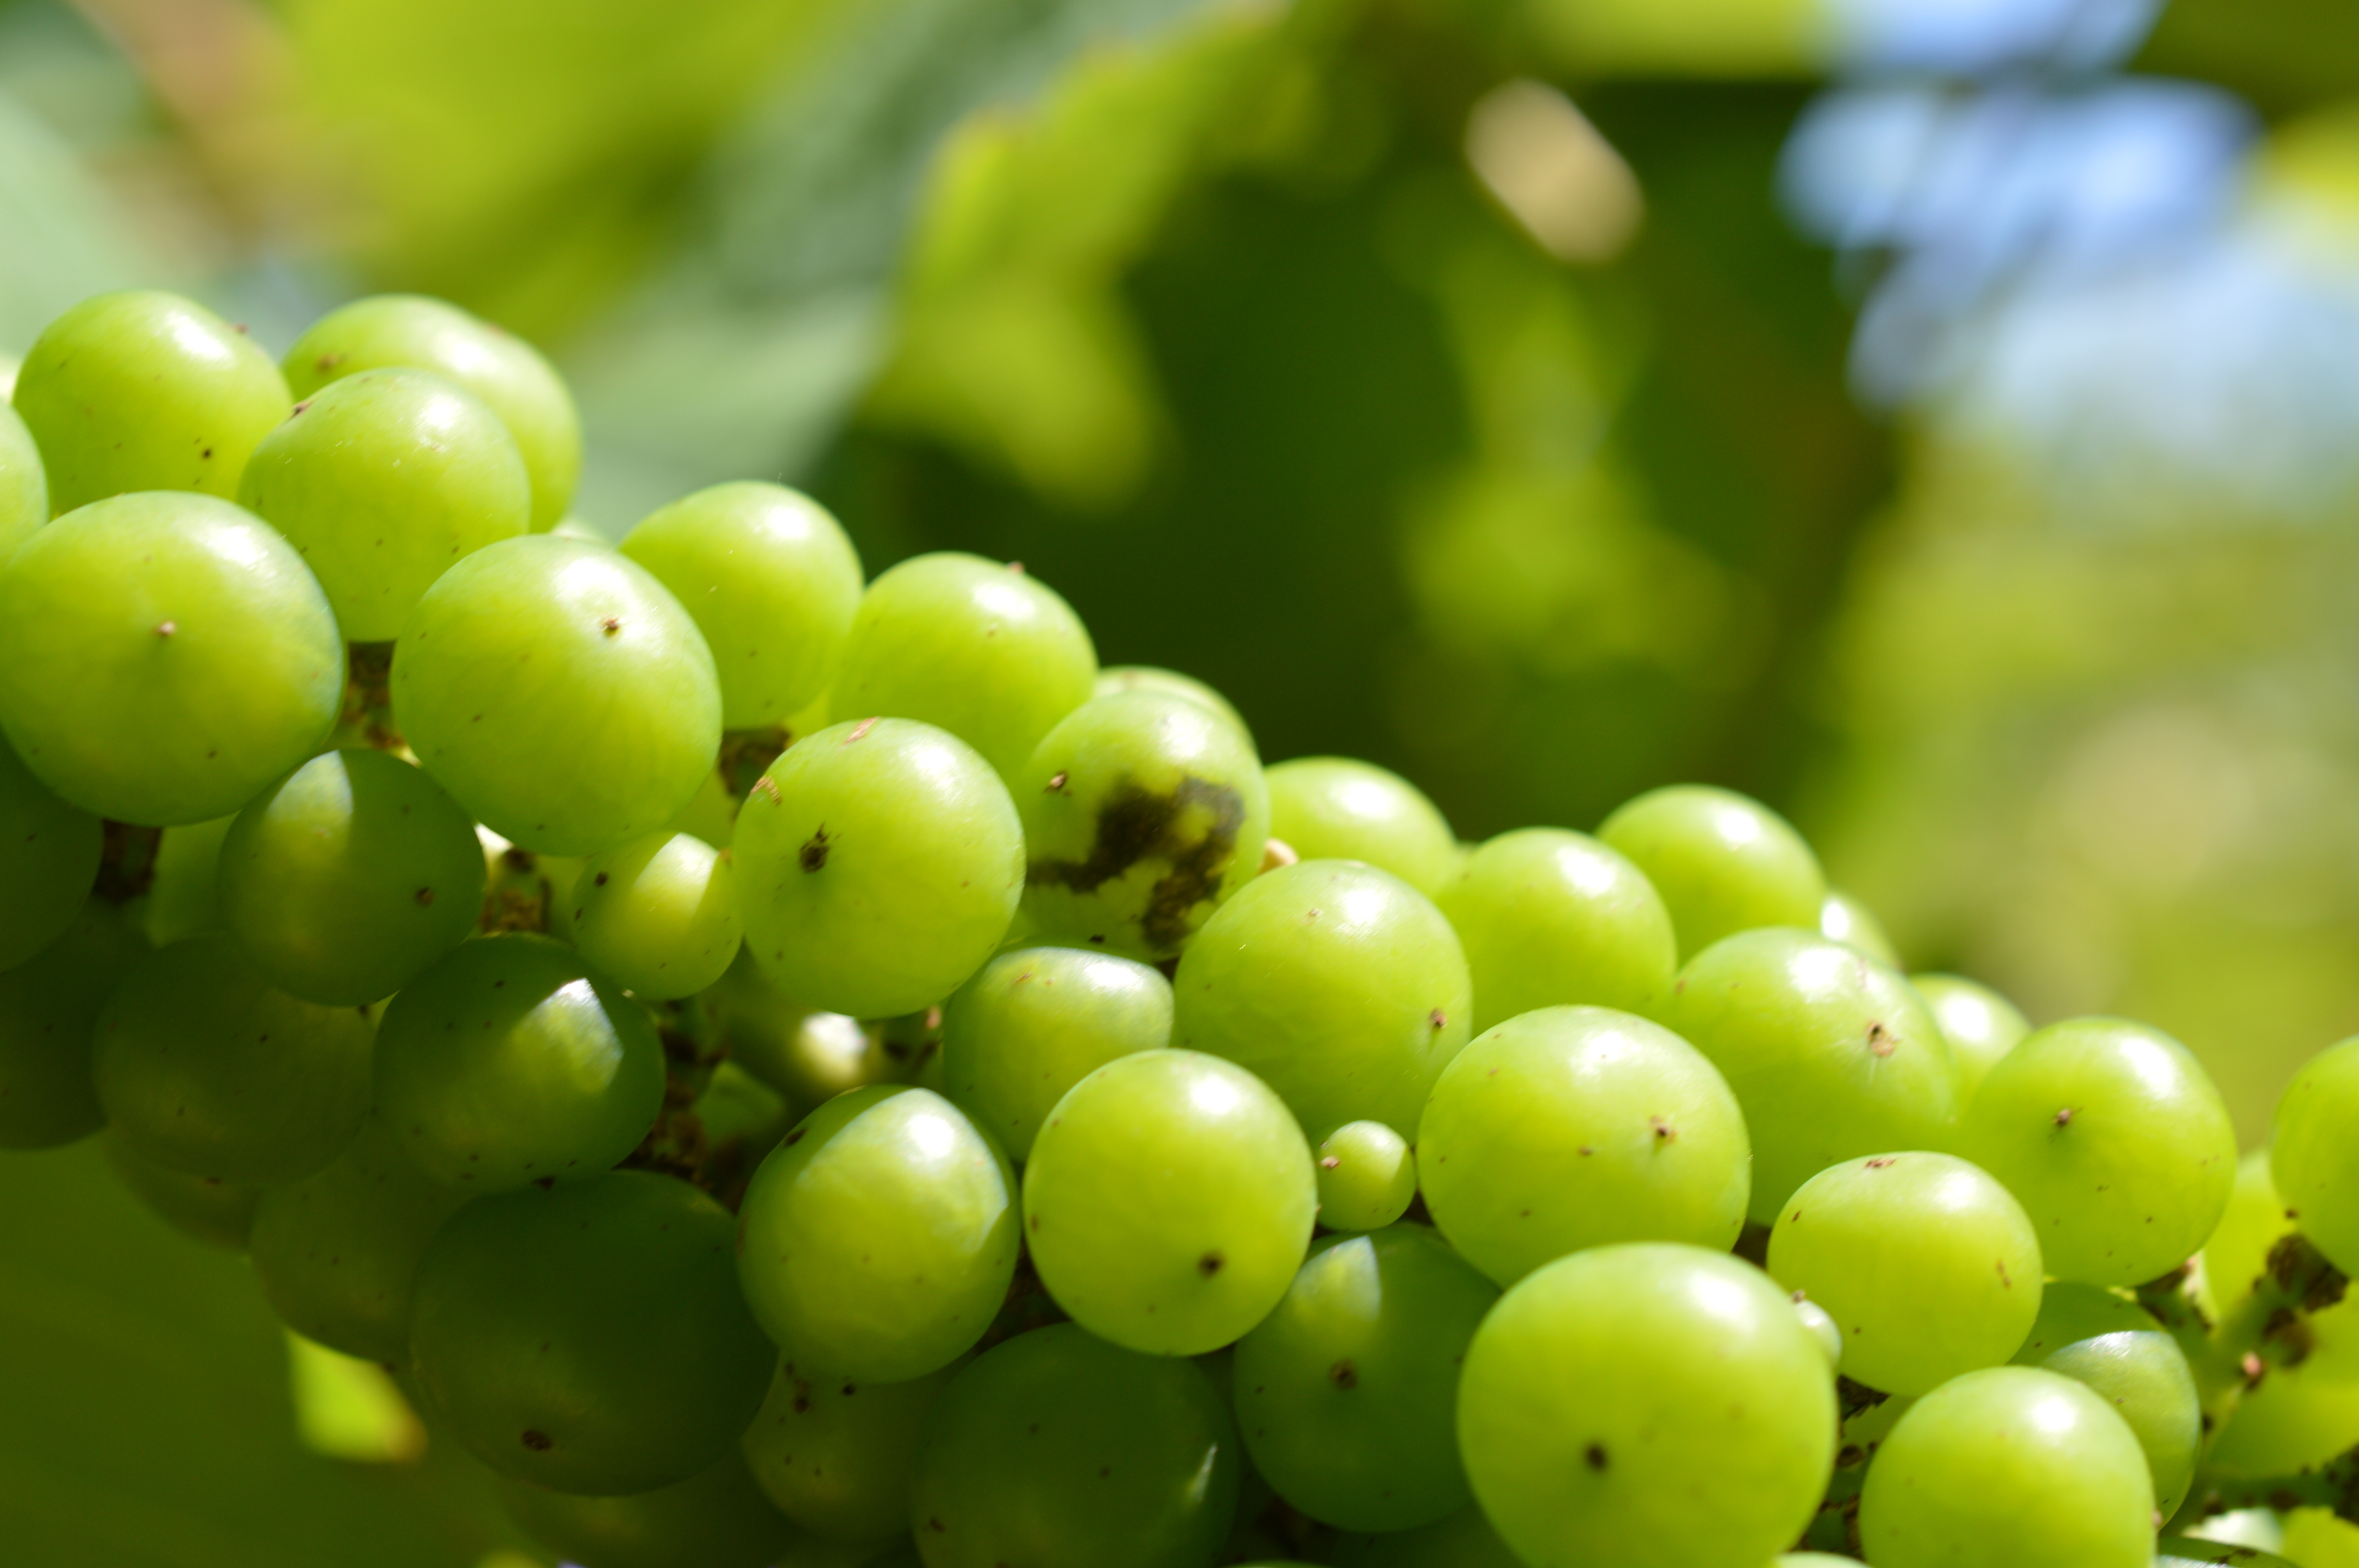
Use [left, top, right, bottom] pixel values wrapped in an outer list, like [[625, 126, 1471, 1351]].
[[2036, 1330, 2200, 1517], [1658, 928, 1956, 1225], [619, 481, 864, 728], [1315, 1120, 1418, 1232], [373, 934, 665, 1190], [1765, 1152, 2041, 1396], [1856, 1367, 2154, 1568], [1596, 784, 1826, 960], [219, 748, 485, 1005], [2156, 1542, 2299, 1568], [1172, 860, 1470, 1138], [0, 894, 142, 1147], [1020, 691, 1270, 960], [1263, 757, 1456, 895], [1417, 1006, 1749, 1285], [737, 1086, 1018, 1381], [0, 492, 343, 826], [93, 935, 373, 1182], [0, 400, 44, 557], [1023, 1050, 1317, 1355], [735, 718, 1023, 1019], [1955, 1016, 2235, 1286], [2270, 1036, 2359, 1279], [1093, 665, 1252, 746], [1779, 1558, 1866, 1566], [2209, 1366, 2359, 1474], [408, 1170, 773, 1494], [0, 737, 98, 969], [1457, 1243, 1834, 1568], [663, 763, 739, 848], [743, 1353, 963, 1544], [569, 830, 742, 1000], [831, 553, 1096, 782], [2008, 1280, 2152, 1362], [248, 1108, 474, 1363], [1329, 1504, 1524, 1566], [938, 946, 1172, 1160], [1434, 827, 1677, 1031], [393, 534, 722, 855], [146, 814, 235, 944], [1910, 973, 2031, 1108], [12, 289, 289, 514], [498, 1450, 805, 1568], [1794, 1297, 1844, 1370], [104, 1131, 263, 1250], [2194, 1150, 2359, 1375], [1819, 889, 1899, 965], [905, 1323, 1240, 1568], [236, 367, 530, 641], [1234, 1226, 1499, 1530], [282, 293, 582, 528]]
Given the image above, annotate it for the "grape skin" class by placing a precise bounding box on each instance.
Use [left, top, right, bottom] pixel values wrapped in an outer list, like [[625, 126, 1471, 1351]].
[[1597, 783, 1826, 960], [0, 737, 99, 972], [568, 829, 743, 1000], [937, 945, 1172, 1162], [0, 903, 148, 1150], [1434, 827, 1677, 1031], [741, 1352, 964, 1544], [0, 400, 45, 558], [1263, 757, 1457, 896], [496, 1451, 805, 1568], [1910, 972, 2031, 1107], [103, 1131, 263, 1250], [2269, 1034, 2359, 1278], [1314, 1120, 1419, 1232]]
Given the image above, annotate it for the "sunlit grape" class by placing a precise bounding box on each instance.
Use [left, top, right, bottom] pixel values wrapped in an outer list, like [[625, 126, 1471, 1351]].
[[1434, 827, 1677, 1031], [1598, 784, 1825, 960], [1264, 757, 1456, 895]]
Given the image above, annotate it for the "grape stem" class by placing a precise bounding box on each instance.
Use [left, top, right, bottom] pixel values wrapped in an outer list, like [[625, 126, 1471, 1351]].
[[332, 641, 406, 753]]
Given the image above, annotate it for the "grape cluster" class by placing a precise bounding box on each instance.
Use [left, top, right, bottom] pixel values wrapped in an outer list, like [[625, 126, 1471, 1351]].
[[2, 289, 2354, 1568]]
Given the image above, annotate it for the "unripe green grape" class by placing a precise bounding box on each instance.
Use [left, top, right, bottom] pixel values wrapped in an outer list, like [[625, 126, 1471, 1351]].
[[0, 902, 147, 1149], [1094, 665, 1252, 746], [1597, 784, 1826, 959], [1794, 1298, 1844, 1370], [248, 1109, 474, 1363], [1023, 1050, 1317, 1356], [497, 1451, 804, 1568], [373, 935, 665, 1191], [2270, 1036, 2359, 1279], [236, 367, 529, 641], [1659, 928, 1957, 1225], [1766, 1152, 2041, 1396], [1435, 828, 1677, 1031], [938, 946, 1172, 1160], [2195, 1149, 2359, 1375], [0, 492, 342, 825], [742, 1353, 962, 1544], [1819, 889, 1899, 965], [832, 552, 1096, 782], [394, 535, 722, 855], [104, 1131, 263, 1250], [906, 1323, 1240, 1568], [2008, 1279, 2150, 1361], [13, 289, 289, 514], [0, 738, 98, 969], [2035, 1330, 2200, 1518], [1264, 757, 1456, 895], [1956, 1016, 2234, 1286], [1020, 691, 1269, 960], [1174, 860, 1470, 1138], [1856, 1367, 2154, 1568], [1235, 1226, 1499, 1530], [1911, 973, 2030, 1108], [619, 481, 864, 728], [1419, 1006, 1749, 1285], [0, 401, 45, 557], [219, 748, 485, 1005], [408, 1171, 773, 1494], [569, 830, 742, 1000], [146, 814, 234, 944], [737, 1086, 1018, 1381], [735, 718, 1023, 1019], [1458, 1243, 1835, 1568], [2208, 1363, 2359, 1474], [1315, 1120, 1418, 1232], [93, 936, 372, 1182], [1330, 1507, 1523, 1566], [283, 293, 582, 528]]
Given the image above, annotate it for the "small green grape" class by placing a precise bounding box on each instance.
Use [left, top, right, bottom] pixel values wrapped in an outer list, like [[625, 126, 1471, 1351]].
[[104, 1131, 263, 1250], [2037, 1330, 2200, 1518], [2270, 1036, 2359, 1279], [1819, 889, 1899, 965], [742, 1353, 962, 1544], [1434, 827, 1677, 1031], [1596, 784, 1826, 959], [1023, 1050, 1316, 1356], [1910, 973, 2031, 1107], [0, 738, 99, 970], [497, 1451, 805, 1568], [13, 289, 289, 513], [569, 830, 742, 1000], [938, 946, 1172, 1161], [1263, 757, 1456, 895], [1793, 1298, 1844, 1371], [1329, 1506, 1523, 1566], [1094, 665, 1252, 745], [145, 814, 235, 944], [2008, 1280, 2152, 1362], [2195, 1149, 2359, 1376], [1315, 1120, 1418, 1232], [2208, 1366, 2359, 1475], [0, 902, 147, 1149], [1173, 859, 1470, 1138], [0, 400, 44, 557]]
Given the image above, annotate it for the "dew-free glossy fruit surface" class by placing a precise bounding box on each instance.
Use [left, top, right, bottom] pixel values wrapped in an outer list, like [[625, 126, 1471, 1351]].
[[1435, 828, 1677, 1031]]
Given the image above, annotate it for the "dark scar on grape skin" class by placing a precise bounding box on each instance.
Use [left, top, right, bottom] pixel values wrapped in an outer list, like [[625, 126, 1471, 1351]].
[[1025, 775, 1245, 949], [800, 828, 829, 872], [520, 1429, 551, 1450], [1585, 1443, 1608, 1471]]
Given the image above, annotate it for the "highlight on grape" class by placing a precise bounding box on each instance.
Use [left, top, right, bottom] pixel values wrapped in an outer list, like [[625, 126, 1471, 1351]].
[[2, 287, 2351, 1568]]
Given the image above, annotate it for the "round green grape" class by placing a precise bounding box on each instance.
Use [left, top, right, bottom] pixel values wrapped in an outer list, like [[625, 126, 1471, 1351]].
[[1234, 1226, 1499, 1530], [619, 481, 864, 728], [0, 903, 147, 1149], [1330, 1506, 1524, 1566], [1596, 784, 1826, 960], [13, 289, 289, 514], [1793, 1298, 1844, 1371], [2036, 1330, 2200, 1518], [742, 1353, 963, 1544], [147, 814, 235, 945], [1457, 1242, 1835, 1568], [1955, 1016, 2234, 1286], [1094, 665, 1252, 746], [736, 1086, 1018, 1381], [408, 1170, 773, 1494], [0, 401, 45, 560], [1023, 1050, 1316, 1356], [1658, 928, 1956, 1225], [1819, 890, 1899, 965], [1020, 691, 1270, 960], [0, 738, 98, 970], [373, 935, 665, 1191], [1173, 859, 1470, 1138], [0, 492, 343, 825], [1766, 1152, 2041, 1396], [832, 552, 1096, 782], [2208, 1364, 2359, 1475], [905, 1323, 1240, 1568], [498, 1450, 805, 1568], [1434, 827, 1677, 1031], [1264, 757, 1456, 895], [1419, 1006, 1750, 1285], [569, 830, 742, 1000], [734, 718, 1023, 1019], [394, 534, 722, 855], [2008, 1280, 2152, 1362], [237, 366, 529, 641], [1910, 973, 2031, 1108], [938, 946, 1172, 1161], [1315, 1120, 1418, 1232], [2270, 1035, 2359, 1279], [2196, 1149, 2359, 1376], [282, 293, 581, 528], [104, 1131, 263, 1250], [219, 748, 485, 1006], [1856, 1367, 2154, 1568]]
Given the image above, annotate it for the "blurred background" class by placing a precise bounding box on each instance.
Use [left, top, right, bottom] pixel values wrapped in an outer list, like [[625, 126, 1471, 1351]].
[[5, 0, 2359, 1561]]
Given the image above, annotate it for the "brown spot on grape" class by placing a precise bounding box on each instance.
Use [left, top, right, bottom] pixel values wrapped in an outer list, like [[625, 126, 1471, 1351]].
[[801, 829, 829, 872], [1320, 1156, 1341, 1170], [1585, 1443, 1608, 1471], [1027, 774, 1246, 951], [2055, 1107, 2075, 1127], [521, 1430, 551, 1451], [1429, 1008, 1447, 1030], [845, 717, 880, 743], [1866, 1022, 1893, 1058], [784, 1128, 805, 1146], [1864, 1156, 1896, 1169], [1198, 1251, 1224, 1277], [1046, 772, 1069, 793], [415, 887, 434, 905], [1330, 1359, 1358, 1389], [154, 621, 176, 638], [601, 618, 621, 637]]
